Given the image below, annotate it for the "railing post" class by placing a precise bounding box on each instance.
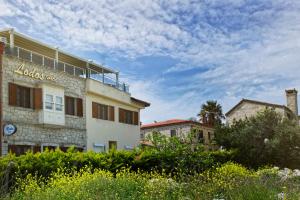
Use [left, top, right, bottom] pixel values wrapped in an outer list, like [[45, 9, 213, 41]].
[[116, 71, 119, 88], [42, 56, 44, 66], [102, 68, 104, 83], [55, 47, 59, 70], [86, 62, 90, 78], [9, 28, 14, 49], [30, 51, 32, 62], [17, 47, 19, 58]]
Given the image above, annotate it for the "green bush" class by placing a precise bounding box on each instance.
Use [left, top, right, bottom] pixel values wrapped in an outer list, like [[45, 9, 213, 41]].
[[0, 147, 234, 193]]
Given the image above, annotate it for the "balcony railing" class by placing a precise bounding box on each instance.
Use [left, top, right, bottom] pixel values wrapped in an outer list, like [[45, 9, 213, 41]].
[[3, 45, 130, 93]]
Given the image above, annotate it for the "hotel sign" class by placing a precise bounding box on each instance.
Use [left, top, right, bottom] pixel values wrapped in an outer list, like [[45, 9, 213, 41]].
[[14, 64, 56, 81]]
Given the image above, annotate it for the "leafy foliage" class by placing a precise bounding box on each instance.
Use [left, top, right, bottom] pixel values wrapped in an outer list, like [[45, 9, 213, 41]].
[[0, 146, 234, 193], [198, 100, 224, 126], [5, 163, 300, 200], [215, 108, 300, 168]]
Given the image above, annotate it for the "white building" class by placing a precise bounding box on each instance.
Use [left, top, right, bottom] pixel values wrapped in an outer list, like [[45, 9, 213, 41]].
[[0, 28, 150, 155]]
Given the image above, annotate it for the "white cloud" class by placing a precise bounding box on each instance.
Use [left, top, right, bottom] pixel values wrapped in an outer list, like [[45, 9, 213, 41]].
[[1, 0, 300, 122]]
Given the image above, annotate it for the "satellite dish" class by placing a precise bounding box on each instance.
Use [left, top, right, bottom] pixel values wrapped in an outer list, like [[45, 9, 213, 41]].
[[3, 124, 17, 136]]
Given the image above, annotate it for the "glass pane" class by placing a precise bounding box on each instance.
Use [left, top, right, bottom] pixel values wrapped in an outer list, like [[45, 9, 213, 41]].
[[56, 96, 62, 104], [46, 94, 53, 102], [45, 94, 53, 110], [45, 102, 53, 110], [56, 104, 63, 111]]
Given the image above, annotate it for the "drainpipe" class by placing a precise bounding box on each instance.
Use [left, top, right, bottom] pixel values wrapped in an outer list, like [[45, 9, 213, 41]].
[[0, 41, 5, 156]]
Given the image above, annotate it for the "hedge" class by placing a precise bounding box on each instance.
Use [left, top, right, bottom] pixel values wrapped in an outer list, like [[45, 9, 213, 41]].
[[0, 148, 235, 193]]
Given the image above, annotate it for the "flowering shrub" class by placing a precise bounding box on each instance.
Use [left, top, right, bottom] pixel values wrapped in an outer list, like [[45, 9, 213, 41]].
[[3, 163, 300, 200], [0, 147, 234, 193]]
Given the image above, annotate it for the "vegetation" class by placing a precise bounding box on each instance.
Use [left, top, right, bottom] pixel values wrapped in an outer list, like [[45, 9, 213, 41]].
[[0, 146, 234, 194], [215, 108, 300, 169], [5, 163, 300, 200], [2, 107, 300, 199], [198, 100, 224, 126]]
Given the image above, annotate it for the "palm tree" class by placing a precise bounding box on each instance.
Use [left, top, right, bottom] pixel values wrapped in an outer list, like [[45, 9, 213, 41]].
[[198, 100, 224, 126]]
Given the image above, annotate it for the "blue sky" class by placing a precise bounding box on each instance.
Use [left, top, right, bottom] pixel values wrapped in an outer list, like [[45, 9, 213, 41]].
[[1, 0, 300, 123]]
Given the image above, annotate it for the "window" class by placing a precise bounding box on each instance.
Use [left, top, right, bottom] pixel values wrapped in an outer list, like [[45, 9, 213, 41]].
[[55, 96, 63, 111], [109, 141, 117, 150], [45, 94, 54, 110], [208, 132, 211, 142], [170, 130, 176, 137], [65, 96, 83, 117], [119, 108, 139, 125], [17, 86, 31, 108], [93, 144, 105, 153], [9, 83, 43, 109], [65, 96, 75, 115], [198, 130, 204, 143], [8, 145, 32, 156], [92, 102, 114, 121]]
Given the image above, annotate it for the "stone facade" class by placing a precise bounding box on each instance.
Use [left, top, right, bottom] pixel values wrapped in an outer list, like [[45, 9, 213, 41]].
[[226, 101, 288, 125], [226, 96, 299, 125], [1, 55, 86, 155]]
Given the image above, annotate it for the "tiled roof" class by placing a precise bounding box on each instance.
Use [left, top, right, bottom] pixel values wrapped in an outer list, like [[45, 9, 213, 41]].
[[141, 119, 201, 129]]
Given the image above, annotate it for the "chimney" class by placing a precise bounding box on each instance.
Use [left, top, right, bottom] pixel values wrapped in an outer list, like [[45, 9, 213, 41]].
[[286, 89, 298, 116]]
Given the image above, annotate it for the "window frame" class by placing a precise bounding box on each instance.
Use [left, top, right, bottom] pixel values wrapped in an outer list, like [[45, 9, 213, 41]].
[[55, 96, 63, 112], [65, 96, 83, 117], [92, 102, 114, 121], [16, 85, 32, 109], [170, 129, 176, 137], [45, 94, 54, 110], [119, 108, 139, 125]]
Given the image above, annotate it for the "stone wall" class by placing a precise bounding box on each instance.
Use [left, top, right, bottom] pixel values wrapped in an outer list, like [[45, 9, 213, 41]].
[[226, 102, 286, 125], [1, 55, 86, 155]]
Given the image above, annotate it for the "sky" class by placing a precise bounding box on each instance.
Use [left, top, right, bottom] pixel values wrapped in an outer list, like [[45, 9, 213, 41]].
[[0, 0, 300, 123]]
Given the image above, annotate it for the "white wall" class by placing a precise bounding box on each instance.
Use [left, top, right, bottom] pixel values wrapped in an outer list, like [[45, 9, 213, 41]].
[[86, 92, 141, 151], [39, 84, 65, 126]]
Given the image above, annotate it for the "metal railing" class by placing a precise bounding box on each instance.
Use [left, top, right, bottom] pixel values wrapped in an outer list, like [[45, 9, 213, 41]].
[[88, 68, 129, 93], [3, 44, 130, 93]]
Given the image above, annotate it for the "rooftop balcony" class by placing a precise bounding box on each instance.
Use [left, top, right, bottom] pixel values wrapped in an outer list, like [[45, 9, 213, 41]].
[[3, 45, 129, 93]]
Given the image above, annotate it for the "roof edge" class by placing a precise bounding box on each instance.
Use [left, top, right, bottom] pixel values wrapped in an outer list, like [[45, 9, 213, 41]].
[[131, 97, 150, 107], [225, 98, 291, 116]]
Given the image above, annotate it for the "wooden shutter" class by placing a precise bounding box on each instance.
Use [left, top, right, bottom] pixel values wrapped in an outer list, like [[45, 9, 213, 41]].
[[133, 111, 139, 125], [109, 106, 114, 121], [119, 108, 125, 123], [76, 98, 83, 117], [9, 83, 17, 106], [92, 102, 98, 118], [65, 96, 69, 114], [33, 88, 43, 109]]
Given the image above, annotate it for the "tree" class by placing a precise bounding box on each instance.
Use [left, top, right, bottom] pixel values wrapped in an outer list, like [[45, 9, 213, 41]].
[[198, 100, 224, 126], [215, 108, 300, 169]]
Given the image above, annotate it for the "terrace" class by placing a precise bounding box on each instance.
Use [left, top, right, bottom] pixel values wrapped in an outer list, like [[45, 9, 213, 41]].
[[0, 29, 129, 93]]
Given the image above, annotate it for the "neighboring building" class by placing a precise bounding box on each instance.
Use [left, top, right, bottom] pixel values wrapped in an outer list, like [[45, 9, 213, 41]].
[[0, 28, 149, 156], [226, 89, 299, 125], [141, 119, 214, 147]]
